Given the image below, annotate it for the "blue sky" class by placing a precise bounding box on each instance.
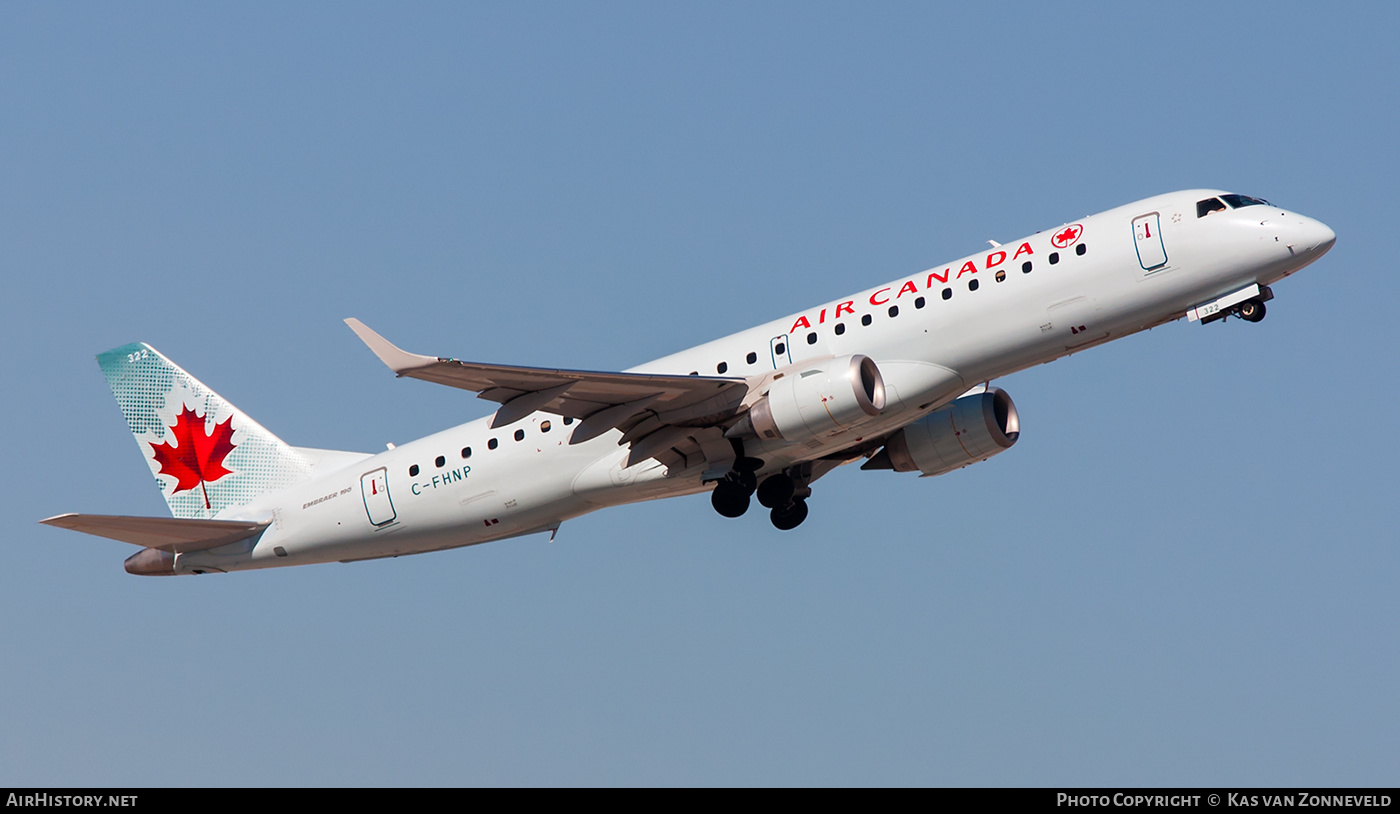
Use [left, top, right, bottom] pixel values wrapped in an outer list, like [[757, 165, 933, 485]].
[[3, 2, 1396, 785]]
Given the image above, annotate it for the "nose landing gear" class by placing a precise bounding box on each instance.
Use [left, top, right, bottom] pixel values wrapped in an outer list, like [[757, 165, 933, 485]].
[[1236, 298, 1267, 323]]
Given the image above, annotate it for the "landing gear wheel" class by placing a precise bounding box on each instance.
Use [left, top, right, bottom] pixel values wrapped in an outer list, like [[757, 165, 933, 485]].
[[711, 481, 751, 518], [770, 499, 809, 531], [1237, 299, 1266, 323], [756, 474, 795, 509]]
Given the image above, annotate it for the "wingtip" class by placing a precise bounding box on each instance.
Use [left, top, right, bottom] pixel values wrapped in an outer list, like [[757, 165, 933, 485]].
[[343, 318, 437, 374]]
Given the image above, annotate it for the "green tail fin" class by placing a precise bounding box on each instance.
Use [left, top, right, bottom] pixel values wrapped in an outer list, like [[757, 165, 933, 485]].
[[97, 343, 313, 519]]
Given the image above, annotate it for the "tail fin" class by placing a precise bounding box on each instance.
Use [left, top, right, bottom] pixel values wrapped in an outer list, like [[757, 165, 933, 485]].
[[97, 343, 313, 519]]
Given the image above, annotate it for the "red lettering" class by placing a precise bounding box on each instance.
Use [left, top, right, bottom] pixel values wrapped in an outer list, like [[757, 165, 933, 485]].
[[896, 280, 918, 298], [985, 250, 1006, 268], [818, 308, 827, 324], [869, 287, 891, 306], [790, 316, 812, 332], [957, 260, 977, 278], [1012, 241, 1034, 259], [835, 301, 854, 317], [926, 269, 950, 287]]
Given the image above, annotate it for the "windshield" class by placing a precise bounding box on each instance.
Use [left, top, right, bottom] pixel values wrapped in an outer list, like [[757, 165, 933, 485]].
[[1197, 198, 1227, 218], [1222, 194, 1271, 209]]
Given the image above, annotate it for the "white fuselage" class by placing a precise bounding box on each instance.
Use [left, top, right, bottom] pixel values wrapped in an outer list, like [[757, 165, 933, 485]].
[[177, 190, 1335, 574]]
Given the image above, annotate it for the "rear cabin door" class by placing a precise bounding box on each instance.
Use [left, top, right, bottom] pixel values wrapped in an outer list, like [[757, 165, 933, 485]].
[[361, 467, 396, 526]]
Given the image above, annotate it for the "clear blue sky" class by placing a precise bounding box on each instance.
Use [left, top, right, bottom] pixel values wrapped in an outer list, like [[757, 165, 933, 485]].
[[3, 2, 1396, 786]]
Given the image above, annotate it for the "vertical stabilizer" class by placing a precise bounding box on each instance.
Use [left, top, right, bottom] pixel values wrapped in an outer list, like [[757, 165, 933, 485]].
[[97, 343, 313, 519]]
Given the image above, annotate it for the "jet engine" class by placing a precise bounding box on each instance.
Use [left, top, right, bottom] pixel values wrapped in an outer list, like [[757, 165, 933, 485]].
[[862, 387, 1019, 477], [730, 355, 886, 445]]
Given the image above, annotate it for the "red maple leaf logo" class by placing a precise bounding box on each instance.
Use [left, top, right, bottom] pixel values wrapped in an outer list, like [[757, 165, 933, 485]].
[[149, 405, 236, 509], [1052, 224, 1083, 249]]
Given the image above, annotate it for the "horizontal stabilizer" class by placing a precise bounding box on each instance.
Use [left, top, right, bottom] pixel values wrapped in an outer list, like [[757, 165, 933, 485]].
[[40, 513, 269, 553]]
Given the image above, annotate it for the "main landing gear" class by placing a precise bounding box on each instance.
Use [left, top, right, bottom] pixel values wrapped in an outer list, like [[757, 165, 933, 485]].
[[710, 469, 755, 518], [709, 451, 812, 531]]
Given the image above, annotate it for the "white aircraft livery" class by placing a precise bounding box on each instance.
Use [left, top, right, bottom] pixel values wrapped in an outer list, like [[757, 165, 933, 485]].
[[43, 190, 1335, 575]]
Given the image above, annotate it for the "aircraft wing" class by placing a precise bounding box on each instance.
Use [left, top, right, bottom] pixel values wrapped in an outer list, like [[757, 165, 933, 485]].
[[40, 513, 269, 553], [345, 319, 751, 462]]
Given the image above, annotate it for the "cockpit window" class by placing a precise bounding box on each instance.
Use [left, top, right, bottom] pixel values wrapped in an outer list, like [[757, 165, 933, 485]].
[[1197, 198, 1227, 218], [1221, 194, 1271, 209]]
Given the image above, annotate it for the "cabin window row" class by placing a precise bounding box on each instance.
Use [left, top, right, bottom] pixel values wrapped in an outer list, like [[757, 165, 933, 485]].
[[709, 245, 1088, 374], [406, 417, 574, 477]]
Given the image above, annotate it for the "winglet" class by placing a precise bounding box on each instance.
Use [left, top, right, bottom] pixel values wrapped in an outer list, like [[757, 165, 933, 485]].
[[344, 318, 441, 375]]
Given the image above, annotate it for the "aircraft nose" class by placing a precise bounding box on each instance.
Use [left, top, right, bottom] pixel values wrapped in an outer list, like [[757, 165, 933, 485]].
[[1292, 214, 1336, 256], [1311, 219, 1337, 255]]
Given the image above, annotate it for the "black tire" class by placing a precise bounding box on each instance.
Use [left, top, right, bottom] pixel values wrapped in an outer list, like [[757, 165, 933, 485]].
[[711, 481, 750, 518], [756, 474, 795, 509], [1238, 299, 1266, 323], [770, 499, 809, 531]]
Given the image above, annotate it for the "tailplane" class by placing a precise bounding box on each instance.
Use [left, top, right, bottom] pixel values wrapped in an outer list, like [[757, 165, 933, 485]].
[[97, 343, 314, 519]]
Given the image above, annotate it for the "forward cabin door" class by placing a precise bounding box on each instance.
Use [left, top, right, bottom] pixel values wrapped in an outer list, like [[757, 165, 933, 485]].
[[1132, 212, 1168, 271]]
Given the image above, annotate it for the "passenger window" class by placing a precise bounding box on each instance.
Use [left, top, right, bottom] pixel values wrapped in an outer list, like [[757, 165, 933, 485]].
[[968, 279, 979, 291], [514, 429, 525, 442], [408, 464, 419, 477], [888, 306, 898, 318], [435, 455, 445, 467], [1049, 252, 1060, 265], [1076, 243, 1087, 256], [1022, 261, 1032, 273], [996, 270, 1006, 282], [1197, 198, 1227, 217], [861, 314, 872, 326], [717, 361, 728, 374], [942, 288, 952, 300], [540, 421, 551, 433], [461, 447, 472, 459], [488, 438, 499, 450], [563, 417, 574, 425], [746, 352, 757, 364], [835, 323, 846, 336], [915, 296, 926, 308], [774, 342, 785, 355], [807, 332, 817, 344]]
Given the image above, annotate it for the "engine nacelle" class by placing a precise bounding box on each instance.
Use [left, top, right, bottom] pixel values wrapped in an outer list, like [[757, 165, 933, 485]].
[[739, 355, 886, 444], [864, 387, 1020, 477]]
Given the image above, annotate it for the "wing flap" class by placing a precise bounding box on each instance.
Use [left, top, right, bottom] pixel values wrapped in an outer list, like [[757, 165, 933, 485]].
[[40, 513, 269, 553]]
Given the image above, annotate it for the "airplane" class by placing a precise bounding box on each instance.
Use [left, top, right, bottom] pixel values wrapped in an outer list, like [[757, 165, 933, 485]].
[[41, 190, 1336, 576]]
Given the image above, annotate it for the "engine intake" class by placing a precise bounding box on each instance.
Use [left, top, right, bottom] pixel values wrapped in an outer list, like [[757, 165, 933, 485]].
[[736, 355, 886, 445], [863, 387, 1020, 476]]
